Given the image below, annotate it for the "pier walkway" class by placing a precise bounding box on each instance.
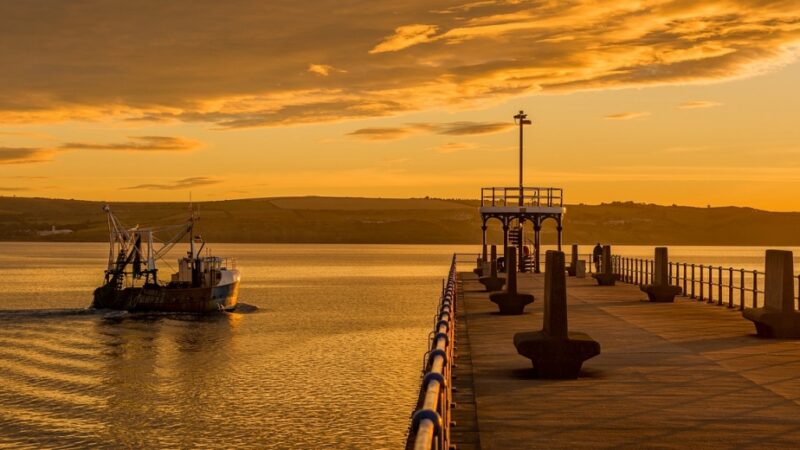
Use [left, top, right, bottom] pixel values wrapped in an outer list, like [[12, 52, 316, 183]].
[[454, 271, 800, 449]]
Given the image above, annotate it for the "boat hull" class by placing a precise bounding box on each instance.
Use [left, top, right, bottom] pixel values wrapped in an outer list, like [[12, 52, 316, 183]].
[[92, 281, 239, 313]]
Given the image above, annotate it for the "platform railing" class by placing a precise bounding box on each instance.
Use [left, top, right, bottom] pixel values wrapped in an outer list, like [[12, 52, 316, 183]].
[[611, 255, 800, 310], [406, 254, 462, 450], [480, 186, 563, 208], [578, 253, 597, 274]]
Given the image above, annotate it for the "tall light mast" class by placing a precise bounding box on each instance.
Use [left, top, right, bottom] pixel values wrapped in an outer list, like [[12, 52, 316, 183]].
[[513, 110, 532, 205]]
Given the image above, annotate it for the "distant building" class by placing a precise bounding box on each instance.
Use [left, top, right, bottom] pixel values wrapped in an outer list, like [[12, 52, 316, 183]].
[[37, 225, 73, 236]]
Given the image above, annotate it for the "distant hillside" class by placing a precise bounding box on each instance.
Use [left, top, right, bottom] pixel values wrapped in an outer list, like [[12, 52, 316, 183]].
[[1, 196, 799, 245]]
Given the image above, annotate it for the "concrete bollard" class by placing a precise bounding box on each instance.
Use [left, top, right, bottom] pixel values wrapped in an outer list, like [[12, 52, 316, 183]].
[[473, 256, 484, 276], [489, 247, 534, 315], [592, 245, 616, 286], [513, 251, 601, 378], [575, 260, 586, 278], [567, 244, 579, 276], [479, 245, 506, 292], [743, 250, 800, 338], [640, 247, 682, 302]]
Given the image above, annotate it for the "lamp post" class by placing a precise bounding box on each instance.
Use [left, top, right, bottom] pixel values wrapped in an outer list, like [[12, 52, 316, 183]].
[[513, 110, 532, 206]]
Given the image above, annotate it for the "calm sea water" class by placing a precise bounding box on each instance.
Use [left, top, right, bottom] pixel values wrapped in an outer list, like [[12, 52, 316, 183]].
[[0, 243, 798, 449], [0, 243, 475, 449]]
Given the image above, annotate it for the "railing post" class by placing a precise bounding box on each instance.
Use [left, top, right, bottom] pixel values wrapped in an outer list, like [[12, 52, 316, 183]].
[[739, 269, 745, 311], [728, 267, 734, 308], [638, 259, 643, 285], [699, 265, 704, 301], [627, 258, 631, 283], [752, 270, 758, 308], [690, 264, 696, 298], [718, 266, 723, 306], [624, 258, 628, 282], [682, 263, 687, 297], [622, 258, 631, 283], [707, 265, 714, 304]]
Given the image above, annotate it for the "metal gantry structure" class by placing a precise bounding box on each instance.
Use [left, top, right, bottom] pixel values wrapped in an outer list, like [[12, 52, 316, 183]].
[[102, 205, 196, 288], [479, 111, 566, 273]]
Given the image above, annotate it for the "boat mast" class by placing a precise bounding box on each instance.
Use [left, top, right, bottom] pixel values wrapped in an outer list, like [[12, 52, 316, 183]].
[[188, 194, 195, 259]]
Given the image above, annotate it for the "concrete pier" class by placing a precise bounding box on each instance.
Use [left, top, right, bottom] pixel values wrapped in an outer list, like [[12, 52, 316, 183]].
[[454, 269, 800, 449]]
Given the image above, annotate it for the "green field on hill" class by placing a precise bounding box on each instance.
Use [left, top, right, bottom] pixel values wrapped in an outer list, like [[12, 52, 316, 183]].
[[1, 196, 799, 245]]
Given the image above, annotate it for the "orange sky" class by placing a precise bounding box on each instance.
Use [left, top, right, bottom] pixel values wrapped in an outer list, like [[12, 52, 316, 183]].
[[1, 1, 799, 210]]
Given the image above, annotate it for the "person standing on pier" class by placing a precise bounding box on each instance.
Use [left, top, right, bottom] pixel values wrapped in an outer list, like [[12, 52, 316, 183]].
[[593, 243, 603, 272]]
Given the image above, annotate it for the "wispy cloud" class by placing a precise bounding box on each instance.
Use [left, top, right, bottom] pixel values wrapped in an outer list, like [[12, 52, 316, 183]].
[[348, 121, 513, 141], [604, 112, 651, 121], [346, 127, 415, 141], [0, 136, 200, 165], [308, 64, 345, 76], [121, 177, 222, 190], [426, 121, 513, 135], [370, 24, 439, 54], [0, 186, 27, 191], [60, 136, 199, 152], [679, 100, 723, 109], [0, 147, 55, 164], [433, 142, 478, 154]]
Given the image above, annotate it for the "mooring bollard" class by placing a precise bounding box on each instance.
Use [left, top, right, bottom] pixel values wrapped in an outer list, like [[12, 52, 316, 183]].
[[489, 247, 534, 315], [567, 244, 579, 276], [513, 250, 601, 379], [473, 256, 483, 276], [742, 250, 800, 338], [640, 247, 682, 302], [592, 245, 616, 286], [479, 245, 506, 292]]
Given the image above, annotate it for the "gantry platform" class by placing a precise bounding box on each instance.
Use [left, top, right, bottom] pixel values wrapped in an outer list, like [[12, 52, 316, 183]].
[[479, 187, 566, 273]]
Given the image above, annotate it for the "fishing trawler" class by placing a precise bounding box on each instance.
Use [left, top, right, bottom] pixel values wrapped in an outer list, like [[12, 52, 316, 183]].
[[91, 205, 240, 313]]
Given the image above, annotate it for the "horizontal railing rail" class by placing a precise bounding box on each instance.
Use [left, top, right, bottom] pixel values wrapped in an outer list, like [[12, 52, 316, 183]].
[[406, 255, 458, 450], [480, 186, 564, 208], [610, 255, 800, 310]]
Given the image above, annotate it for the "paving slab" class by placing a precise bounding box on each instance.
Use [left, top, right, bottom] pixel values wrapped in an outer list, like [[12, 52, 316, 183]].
[[457, 271, 800, 450]]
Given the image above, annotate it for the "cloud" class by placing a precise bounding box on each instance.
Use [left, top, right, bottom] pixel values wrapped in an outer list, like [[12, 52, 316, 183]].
[[60, 136, 199, 152], [308, 64, 345, 76], [346, 127, 415, 140], [0, 186, 27, 191], [370, 24, 439, 53], [0, 147, 55, 164], [604, 112, 651, 121], [426, 121, 514, 135], [0, 1, 798, 127], [0, 136, 199, 165], [348, 120, 513, 140], [679, 100, 723, 109], [121, 177, 222, 190], [434, 142, 478, 153]]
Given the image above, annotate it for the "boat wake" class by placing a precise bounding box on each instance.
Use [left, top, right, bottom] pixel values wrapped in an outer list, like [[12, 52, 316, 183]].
[[0, 308, 100, 319], [232, 303, 259, 313], [0, 303, 259, 322]]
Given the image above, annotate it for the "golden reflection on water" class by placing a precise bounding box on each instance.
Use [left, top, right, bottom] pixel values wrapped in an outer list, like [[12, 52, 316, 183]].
[[0, 243, 466, 449]]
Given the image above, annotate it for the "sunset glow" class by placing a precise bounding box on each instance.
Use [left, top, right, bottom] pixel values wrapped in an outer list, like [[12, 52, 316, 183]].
[[1, 1, 799, 209]]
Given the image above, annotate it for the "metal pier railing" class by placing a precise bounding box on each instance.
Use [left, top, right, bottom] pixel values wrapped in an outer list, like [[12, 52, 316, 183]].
[[611, 255, 800, 310], [406, 254, 472, 450], [480, 186, 563, 207]]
